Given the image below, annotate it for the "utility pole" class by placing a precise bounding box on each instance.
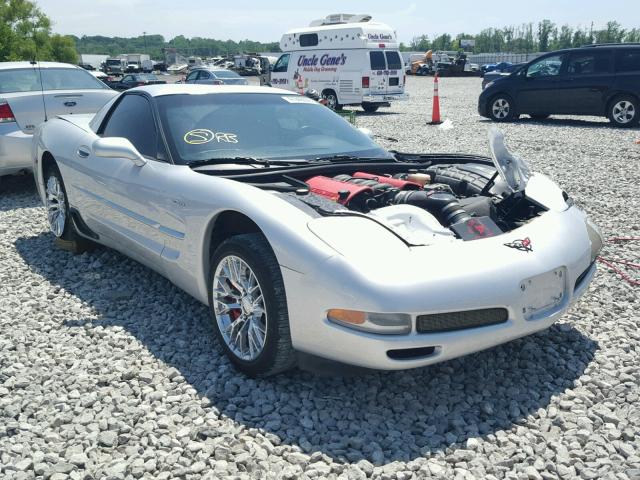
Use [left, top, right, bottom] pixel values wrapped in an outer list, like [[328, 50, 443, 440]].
[[143, 31, 147, 53]]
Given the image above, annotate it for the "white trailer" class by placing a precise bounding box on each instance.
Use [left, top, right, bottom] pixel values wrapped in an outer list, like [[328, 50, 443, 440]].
[[264, 14, 407, 112]]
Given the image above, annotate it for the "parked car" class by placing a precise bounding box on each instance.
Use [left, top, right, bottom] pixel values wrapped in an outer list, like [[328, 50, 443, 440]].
[[89, 70, 116, 88], [481, 61, 513, 76], [481, 63, 524, 89], [184, 68, 249, 86], [112, 73, 166, 91], [32, 84, 600, 377], [0, 61, 117, 178], [479, 44, 640, 127]]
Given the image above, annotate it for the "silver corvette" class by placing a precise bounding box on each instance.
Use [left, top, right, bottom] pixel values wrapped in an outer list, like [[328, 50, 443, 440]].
[[33, 84, 601, 377]]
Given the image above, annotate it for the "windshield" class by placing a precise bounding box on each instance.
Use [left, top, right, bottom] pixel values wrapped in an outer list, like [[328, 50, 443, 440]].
[[106, 60, 121, 65], [212, 70, 241, 78], [138, 74, 158, 81], [157, 93, 392, 164]]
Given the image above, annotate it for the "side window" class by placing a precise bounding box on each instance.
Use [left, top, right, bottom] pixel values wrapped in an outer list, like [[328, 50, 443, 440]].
[[273, 54, 290, 73], [615, 49, 640, 73], [299, 33, 318, 47], [101, 95, 158, 159], [567, 52, 611, 75], [526, 54, 565, 78], [0, 68, 41, 93], [122, 75, 133, 82], [370, 51, 386, 70], [198, 71, 211, 80], [385, 51, 402, 70], [41, 68, 107, 90], [185, 71, 199, 82]]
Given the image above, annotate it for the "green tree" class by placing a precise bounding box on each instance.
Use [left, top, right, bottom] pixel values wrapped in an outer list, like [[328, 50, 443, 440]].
[[0, 0, 78, 62], [537, 19, 555, 52]]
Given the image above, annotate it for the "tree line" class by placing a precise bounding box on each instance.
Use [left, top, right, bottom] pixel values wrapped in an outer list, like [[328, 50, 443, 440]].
[[403, 20, 640, 53], [73, 34, 281, 60]]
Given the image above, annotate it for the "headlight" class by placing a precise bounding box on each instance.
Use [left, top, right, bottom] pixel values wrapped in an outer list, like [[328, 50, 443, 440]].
[[485, 81, 495, 89], [585, 218, 603, 263], [327, 309, 411, 335]]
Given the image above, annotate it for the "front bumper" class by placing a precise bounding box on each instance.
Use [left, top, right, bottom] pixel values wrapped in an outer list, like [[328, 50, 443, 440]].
[[362, 93, 409, 104], [0, 124, 33, 176], [283, 206, 596, 370], [477, 93, 489, 117]]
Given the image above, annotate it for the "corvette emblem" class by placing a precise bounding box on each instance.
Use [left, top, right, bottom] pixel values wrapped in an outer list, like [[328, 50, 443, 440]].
[[504, 237, 533, 252]]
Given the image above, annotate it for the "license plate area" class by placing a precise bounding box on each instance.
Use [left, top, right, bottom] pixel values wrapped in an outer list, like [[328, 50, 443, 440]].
[[389, 77, 399, 86], [521, 267, 567, 320]]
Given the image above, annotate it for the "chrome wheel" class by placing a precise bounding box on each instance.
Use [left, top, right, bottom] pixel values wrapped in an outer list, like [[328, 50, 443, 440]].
[[612, 100, 636, 124], [323, 92, 338, 110], [213, 255, 267, 361], [492, 98, 510, 119], [45, 174, 66, 237]]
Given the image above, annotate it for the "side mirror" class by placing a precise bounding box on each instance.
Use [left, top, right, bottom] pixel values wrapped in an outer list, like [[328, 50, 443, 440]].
[[92, 137, 147, 167], [357, 127, 374, 139]]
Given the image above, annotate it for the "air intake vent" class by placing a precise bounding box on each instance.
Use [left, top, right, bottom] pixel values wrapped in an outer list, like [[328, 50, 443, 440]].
[[416, 308, 509, 334]]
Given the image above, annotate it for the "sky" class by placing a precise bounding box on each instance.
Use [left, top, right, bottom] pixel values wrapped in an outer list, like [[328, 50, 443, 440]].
[[36, 0, 640, 43]]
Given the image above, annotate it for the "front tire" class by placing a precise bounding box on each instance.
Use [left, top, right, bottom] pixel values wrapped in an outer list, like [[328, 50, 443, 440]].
[[607, 95, 639, 128], [488, 94, 518, 122], [208, 233, 296, 377]]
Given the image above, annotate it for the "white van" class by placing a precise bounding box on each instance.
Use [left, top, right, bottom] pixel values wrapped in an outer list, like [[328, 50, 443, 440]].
[[262, 14, 407, 112]]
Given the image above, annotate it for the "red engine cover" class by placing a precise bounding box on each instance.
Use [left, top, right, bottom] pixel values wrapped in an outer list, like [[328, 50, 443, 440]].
[[353, 172, 421, 190], [305, 176, 373, 205]]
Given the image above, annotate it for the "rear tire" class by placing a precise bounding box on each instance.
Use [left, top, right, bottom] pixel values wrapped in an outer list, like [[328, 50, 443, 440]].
[[44, 163, 94, 254], [208, 233, 296, 377], [607, 95, 639, 128], [362, 103, 379, 113], [488, 94, 518, 122], [322, 90, 341, 111]]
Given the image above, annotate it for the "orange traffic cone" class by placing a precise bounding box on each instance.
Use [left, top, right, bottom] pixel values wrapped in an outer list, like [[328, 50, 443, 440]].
[[428, 73, 443, 125]]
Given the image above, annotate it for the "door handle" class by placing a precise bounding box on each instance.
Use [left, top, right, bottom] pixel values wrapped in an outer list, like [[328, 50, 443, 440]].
[[64, 101, 77, 107], [76, 146, 90, 158]]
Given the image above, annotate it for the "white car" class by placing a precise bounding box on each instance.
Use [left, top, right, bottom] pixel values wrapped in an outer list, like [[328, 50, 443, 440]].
[[0, 62, 118, 178], [32, 84, 601, 377]]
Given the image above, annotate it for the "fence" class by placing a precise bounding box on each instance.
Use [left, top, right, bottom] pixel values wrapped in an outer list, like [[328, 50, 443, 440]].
[[401, 51, 545, 66]]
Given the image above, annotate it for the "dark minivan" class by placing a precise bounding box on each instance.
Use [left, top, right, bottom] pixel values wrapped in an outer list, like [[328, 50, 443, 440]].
[[479, 44, 640, 127]]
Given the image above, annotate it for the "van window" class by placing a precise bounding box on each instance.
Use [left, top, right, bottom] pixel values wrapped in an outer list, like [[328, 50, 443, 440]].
[[0, 68, 41, 93], [273, 54, 290, 73], [616, 49, 640, 73], [567, 52, 611, 75], [385, 51, 402, 70], [526, 54, 565, 78], [370, 51, 386, 70], [299, 34, 318, 47]]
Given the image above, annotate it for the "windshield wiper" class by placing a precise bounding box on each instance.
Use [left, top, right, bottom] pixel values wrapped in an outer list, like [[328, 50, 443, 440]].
[[311, 155, 396, 163], [188, 157, 309, 168]]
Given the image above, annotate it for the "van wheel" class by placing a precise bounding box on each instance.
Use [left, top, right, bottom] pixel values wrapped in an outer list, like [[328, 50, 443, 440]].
[[362, 103, 379, 113], [322, 90, 341, 111], [488, 94, 518, 122], [608, 95, 639, 127]]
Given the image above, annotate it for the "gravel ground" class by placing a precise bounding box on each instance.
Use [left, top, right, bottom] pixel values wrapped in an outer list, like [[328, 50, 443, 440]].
[[1, 77, 639, 480]]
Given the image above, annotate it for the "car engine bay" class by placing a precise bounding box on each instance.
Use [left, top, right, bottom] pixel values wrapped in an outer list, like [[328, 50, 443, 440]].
[[296, 162, 547, 244]]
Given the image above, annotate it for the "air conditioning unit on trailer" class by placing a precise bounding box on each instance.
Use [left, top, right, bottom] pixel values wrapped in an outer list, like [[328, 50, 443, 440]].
[[309, 13, 372, 27]]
